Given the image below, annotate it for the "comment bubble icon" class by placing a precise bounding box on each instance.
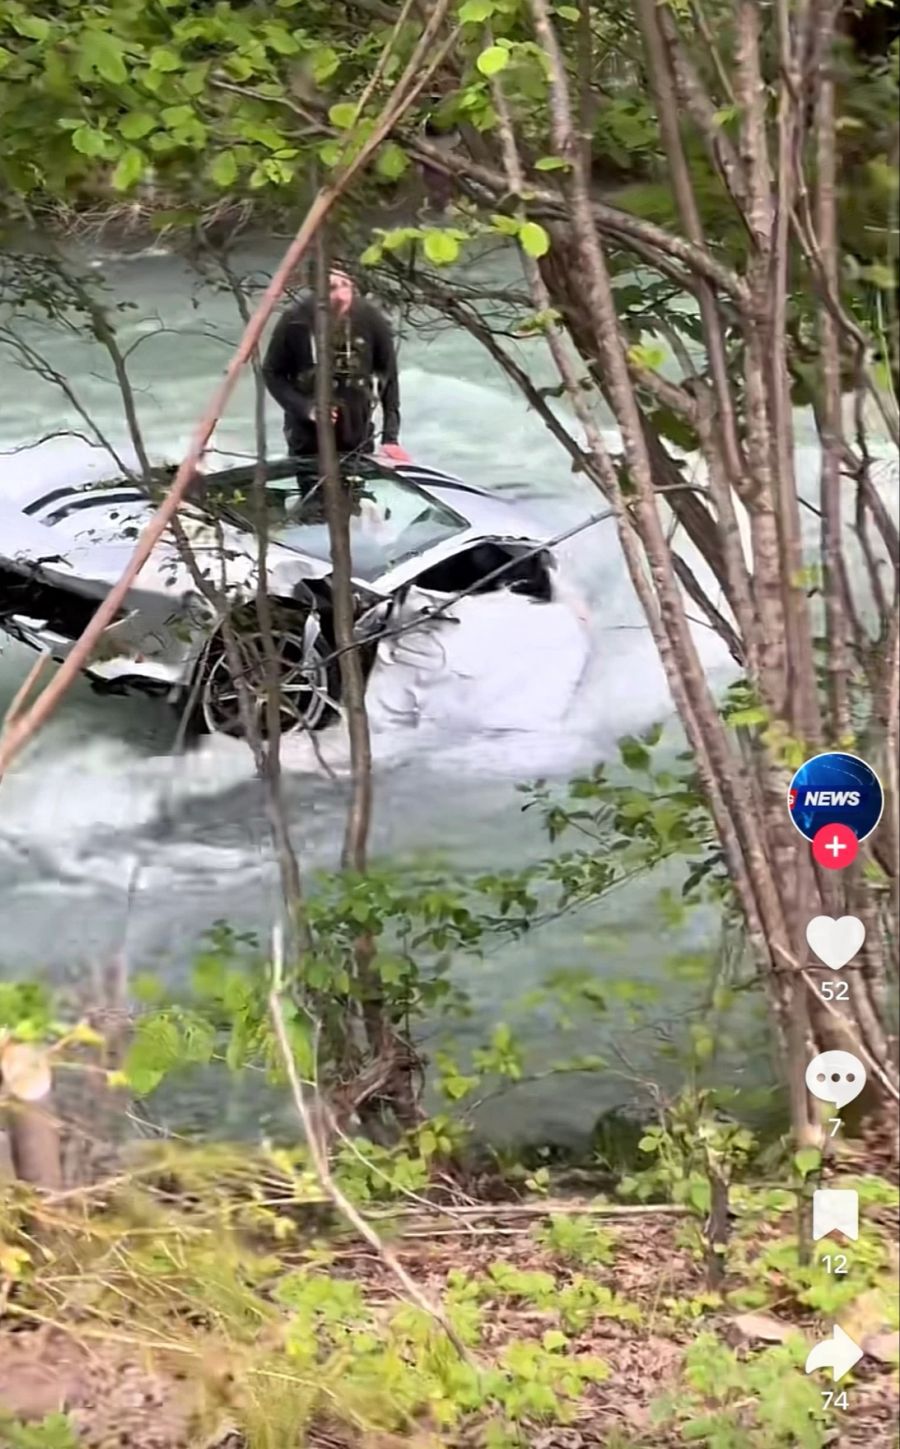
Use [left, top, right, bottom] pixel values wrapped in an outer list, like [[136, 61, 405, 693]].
[[805, 1051, 867, 1110]]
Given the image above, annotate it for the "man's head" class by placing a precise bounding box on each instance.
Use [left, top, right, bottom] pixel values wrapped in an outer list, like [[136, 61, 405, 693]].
[[329, 269, 355, 317]]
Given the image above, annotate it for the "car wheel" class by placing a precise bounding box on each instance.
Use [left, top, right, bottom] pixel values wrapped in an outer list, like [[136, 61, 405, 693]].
[[187, 602, 341, 741]]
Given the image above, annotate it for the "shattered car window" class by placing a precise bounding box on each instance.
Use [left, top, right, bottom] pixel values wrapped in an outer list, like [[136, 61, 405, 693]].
[[207, 464, 468, 582]]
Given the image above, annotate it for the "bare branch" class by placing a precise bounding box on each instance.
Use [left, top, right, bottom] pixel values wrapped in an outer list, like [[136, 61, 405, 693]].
[[689, 0, 736, 106], [655, 4, 748, 210], [0, 429, 102, 456], [672, 552, 743, 663], [633, 0, 746, 486], [268, 931, 476, 1365], [57, 266, 153, 479], [0, 329, 134, 478]]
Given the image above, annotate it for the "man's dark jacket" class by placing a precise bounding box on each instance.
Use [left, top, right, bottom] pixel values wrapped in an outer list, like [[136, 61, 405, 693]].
[[263, 293, 400, 456]]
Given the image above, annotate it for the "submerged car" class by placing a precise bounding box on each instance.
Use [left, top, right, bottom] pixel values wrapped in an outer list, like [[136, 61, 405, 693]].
[[0, 446, 566, 741]]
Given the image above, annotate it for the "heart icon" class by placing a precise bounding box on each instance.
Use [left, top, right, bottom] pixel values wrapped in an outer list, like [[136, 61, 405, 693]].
[[806, 915, 866, 970]]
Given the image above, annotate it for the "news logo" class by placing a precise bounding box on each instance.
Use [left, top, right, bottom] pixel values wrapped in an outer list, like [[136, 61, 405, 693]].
[[787, 752, 884, 843]]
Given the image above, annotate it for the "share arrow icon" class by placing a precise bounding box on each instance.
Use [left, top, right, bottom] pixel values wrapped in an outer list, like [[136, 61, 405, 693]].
[[804, 1325, 864, 1382]]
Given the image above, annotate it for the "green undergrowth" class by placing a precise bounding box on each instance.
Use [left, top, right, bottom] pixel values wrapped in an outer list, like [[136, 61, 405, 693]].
[[0, 1137, 897, 1448]]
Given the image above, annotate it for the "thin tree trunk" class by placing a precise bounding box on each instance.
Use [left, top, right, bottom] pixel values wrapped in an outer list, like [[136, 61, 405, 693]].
[[814, 5, 851, 742], [770, 0, 822, 747], [313, 236, 374, 875]]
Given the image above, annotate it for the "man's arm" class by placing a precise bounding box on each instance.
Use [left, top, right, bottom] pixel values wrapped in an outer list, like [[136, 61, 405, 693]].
[[262, 306, 315, 419], [370, 307, 401, 445]]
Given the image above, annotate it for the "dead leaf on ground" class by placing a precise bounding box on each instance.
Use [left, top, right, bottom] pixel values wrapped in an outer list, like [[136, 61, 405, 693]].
[[729, 1311, 795, 1343], [863, 1331, 900, 1365]]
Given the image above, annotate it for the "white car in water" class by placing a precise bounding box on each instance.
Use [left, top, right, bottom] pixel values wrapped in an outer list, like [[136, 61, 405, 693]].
[[0, 444, 582, 742]]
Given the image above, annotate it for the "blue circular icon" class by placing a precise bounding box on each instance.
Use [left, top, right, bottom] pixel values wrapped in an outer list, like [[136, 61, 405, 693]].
[[788, 752, 884, 842]]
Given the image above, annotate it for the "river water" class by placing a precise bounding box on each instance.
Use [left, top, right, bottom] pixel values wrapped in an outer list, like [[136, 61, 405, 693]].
[[0, 240, 888, 1143]]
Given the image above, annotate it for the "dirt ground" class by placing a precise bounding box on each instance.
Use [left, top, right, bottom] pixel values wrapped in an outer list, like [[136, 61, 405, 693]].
[[0, 1208, 897, 1449]]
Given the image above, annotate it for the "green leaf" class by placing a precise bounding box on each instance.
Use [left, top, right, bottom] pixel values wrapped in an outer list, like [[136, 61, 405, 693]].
[[161, 105, 194, 130], [182, 63, 210, 97], [119, 112, 157, 141], [423, 230, 460, 265], [149, 47, 181, 73], [490, 212, 521, 236], [619, 735, 650, 771], [317, 140, 344, 168], [727, 705, 767, 727], [10, 13, 51, 41], [329, 102, 358, 130], [688, 1176, 711, 1213], [860, 261, 896, 289], [459, 0, 495, 19], [238, 119, 288, 151], [628, 341, 667, 371], [111, 147, 145, 192], [126, 1063, 164, 1095], [264, 24, 300, 55], [649, 406, 698, 452], [542, 1328, 569, 1351], [123, 1014, 181, 1096], [311, 45, 340, 82], [476, 45, 510, 76], [359, 242, 383, 266], [534, 155, 568, 171], [209, 150, 238, 187], [519, 221, 550, 258], [794, 1147, 822, 1180], [375, 142, 409, 181], [71, 126, 109, 158], [79, 29, 128, 85], [132, 973, 165, 1004], [556, 3, 581, 19], [872, 359, 894, 393]]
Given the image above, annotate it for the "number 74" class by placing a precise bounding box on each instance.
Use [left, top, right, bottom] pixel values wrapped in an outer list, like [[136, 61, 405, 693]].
[[821, 1391, 849, 1410]]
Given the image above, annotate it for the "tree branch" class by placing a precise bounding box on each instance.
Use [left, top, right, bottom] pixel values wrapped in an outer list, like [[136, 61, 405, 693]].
[[268, 931, 475, 1364], [672, 552, 743, 663], [656, 4, 748, 211], [212, 77, 753, 309], [633, 0, 746, 486]]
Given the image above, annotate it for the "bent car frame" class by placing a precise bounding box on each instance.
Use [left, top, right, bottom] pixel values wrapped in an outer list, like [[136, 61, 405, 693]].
[[0, 445, 565, 741]]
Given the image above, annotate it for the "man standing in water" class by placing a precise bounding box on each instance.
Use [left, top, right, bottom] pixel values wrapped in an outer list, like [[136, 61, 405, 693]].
[[263, 268, 409, 462]]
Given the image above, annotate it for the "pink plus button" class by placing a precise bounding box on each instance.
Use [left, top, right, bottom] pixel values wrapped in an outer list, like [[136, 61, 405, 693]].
[[812, 822, 858, 870]]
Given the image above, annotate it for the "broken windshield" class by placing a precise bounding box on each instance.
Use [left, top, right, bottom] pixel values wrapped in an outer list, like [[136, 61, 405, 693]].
[[206, 464, 468, 582]]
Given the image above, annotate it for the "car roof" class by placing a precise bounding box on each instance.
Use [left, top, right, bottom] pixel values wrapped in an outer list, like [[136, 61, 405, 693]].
[[193, 454, 494, 501], [2, 440, 499, 521]]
